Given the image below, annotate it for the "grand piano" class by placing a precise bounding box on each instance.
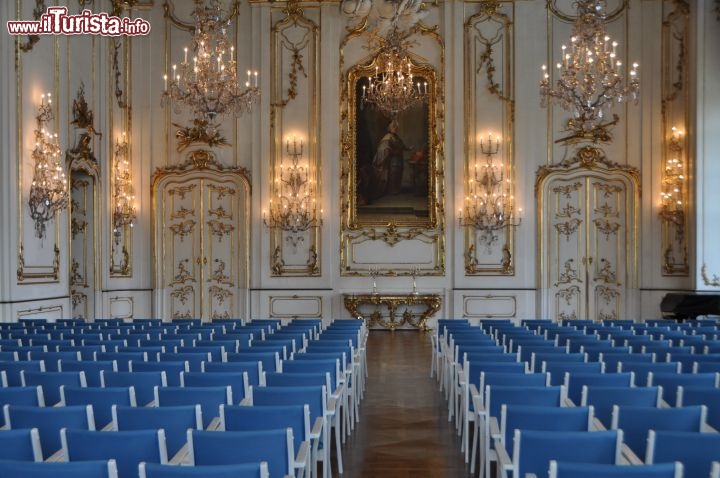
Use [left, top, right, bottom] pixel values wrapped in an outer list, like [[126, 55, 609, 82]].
[[660, 293, 720, 320]]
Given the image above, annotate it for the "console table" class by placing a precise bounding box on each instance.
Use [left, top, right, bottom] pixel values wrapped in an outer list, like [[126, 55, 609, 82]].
[[343, 293, 442, 331]]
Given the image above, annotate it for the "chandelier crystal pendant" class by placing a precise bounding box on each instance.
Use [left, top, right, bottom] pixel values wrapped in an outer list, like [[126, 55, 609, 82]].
[[28, 92, 68, 240], [361, 30, 428, 117], [459, 133, 521, 247], [161, 0, 259, 133], [263, 137, 323, 248], [112, 132, 137, 245], [540, 0, 639, 142]]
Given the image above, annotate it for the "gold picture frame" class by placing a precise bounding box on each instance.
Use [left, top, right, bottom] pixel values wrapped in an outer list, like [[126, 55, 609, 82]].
[[344, 56, 439, 229]]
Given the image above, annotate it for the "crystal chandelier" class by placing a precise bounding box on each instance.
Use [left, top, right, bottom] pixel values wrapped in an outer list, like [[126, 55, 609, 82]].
[[361, 30, 428, 117], [659, 127, 686, 229], [28, 92, 68, 240], [112, 132, 136, 244], [459, 133, 521, 246], [161, 0, 259, 133], [263, 136, 322, 248], [540, 0, 639, 142]]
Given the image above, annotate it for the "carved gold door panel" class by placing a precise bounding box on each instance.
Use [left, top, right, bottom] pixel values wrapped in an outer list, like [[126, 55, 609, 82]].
[[70, 173, 96, 320], [538, 149, 639, 322], [154, 159, 250, 322]]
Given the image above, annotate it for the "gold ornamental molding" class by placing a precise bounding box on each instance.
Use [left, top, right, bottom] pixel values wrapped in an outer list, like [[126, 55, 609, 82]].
[[151, 150, 251, 187], [701, 265, 720, 288], [535, 146, 640, 198], [343, 293, 441, 331], [17, 244, 60, 282], [546, 0, 628, 23]]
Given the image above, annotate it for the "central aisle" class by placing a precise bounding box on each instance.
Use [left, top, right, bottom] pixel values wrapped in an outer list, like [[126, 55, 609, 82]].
[[339, 330, 471, 477]]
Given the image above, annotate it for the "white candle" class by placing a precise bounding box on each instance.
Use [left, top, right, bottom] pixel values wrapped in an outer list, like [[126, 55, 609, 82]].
[[184, 47, 188, 63]]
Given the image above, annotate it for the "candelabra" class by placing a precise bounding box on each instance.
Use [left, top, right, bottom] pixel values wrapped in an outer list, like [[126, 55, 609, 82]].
[[459, 133, 521, 246], [263, 137, 322, 248], [112, 132, 136, 244], [361, 30, 428, 117], [659, 127, 686, 233], [539, 0, 639, 142], [161, 0, 259, 135], [28, 92, 68, 240]]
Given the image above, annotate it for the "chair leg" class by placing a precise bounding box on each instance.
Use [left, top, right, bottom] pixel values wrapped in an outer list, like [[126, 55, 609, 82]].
[[334, 413, 343, 474]]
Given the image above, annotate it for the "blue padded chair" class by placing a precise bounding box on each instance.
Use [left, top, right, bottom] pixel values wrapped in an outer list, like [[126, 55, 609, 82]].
[[549, 460, 683, 478], [112, 405, 202, 460], [646, 430, 720, 478], [619, 362, 681, 386], [227, 352, 281, 374], [581, 386, 663, 428], [139, 462, 269, 478], [154, 386, 232, 429], [600, 352, 654, 372], [21, 370, 87, 406], [611, 405, 708, 459], [498, 405, 594, 454], [677, 386, 720, 430], [61, 386, 136, 430], [220, 404, 310, 475], [177, 344, 226, 362], [101, 371, 167, 406], [27, 351, 81, 371], [531, 351, 586, 374], [158, 352, 210, 373], [96, 352, 147, 372], [542, 361, 603, 386], [0, 459, 118, 478], [500, 429, 622, 478], [131, 361, 188, 387], [0, 386, 44, 427], [250, 385, 331, 478], [4, 404, 95, 459], [202, 361, 264, 387], [58, 345, 106, 361], [0, 428, 43, 461], [648, 372, 720, 407], [181, 372, 248, 404], [0, 360, 45, 386], [61, 429, 167, 478], [187, 429, 295, 478], [59, 361, 118, 388], [564, 372, 634, 406]]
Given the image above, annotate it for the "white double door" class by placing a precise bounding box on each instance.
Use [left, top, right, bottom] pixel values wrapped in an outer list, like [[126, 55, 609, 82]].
[[155, 168, 249, 321], [539, 165, 638, 322]]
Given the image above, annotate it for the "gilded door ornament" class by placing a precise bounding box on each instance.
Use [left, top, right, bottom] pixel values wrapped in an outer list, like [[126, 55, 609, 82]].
[[209, 259, 234, 287], [208, 205, 232, 219], [169, 220, 196, 241], [701, 265, 720, 288], [212, 311, 231, 320], [206, 220, 234, 241], [553, 182, 582, 198], [558, 311, 578, 322], [594, 202, 618, 217], [171, 285, 195, 305], [596, 285, 621, 304], [271, 246, 285, 276], [17, 0, 45, 54], [171, 207, 195, 220], [596, 258, 618, 285], [208, 286, 232, 306], [172, 310, 193, 320], [71, 217, 88, 240], [70, 259, 85, 286], [350, 223, 427, 247], [555, 259, 580, 286], [594, 219, 621, 240], [595, 183, 623, 198], [170, 259, 195, 286], [556, 285, 581, 306], [271, 0, 312, 109], [307, 245, 319, 276], [168, 185, 197, 200], [556, 203, 581, 218], [555, 218, 582, 241]]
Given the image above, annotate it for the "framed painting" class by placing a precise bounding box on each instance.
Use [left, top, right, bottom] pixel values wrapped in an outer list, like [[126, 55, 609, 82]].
[[346, 56, 439, 228]]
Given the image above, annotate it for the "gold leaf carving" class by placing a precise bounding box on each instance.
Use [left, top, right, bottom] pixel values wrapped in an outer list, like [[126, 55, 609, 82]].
[[701, 265, 720, 288], [555, 218, 582, 241], [169, 220, 196, 241], [171, 285, 194, 305], [594, 218, 621, 240], [206, 220, 234, 241]]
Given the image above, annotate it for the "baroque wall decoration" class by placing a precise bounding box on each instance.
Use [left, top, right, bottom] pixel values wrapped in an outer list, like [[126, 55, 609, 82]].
[[339, 0, 445, 277], [462, 0, 518, 275], [267, 0, 322, 277], [658, 0, 690, 276]]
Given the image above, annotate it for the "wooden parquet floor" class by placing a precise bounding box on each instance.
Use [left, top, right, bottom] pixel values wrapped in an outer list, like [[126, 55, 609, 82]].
[[337, 330, 472, 478]]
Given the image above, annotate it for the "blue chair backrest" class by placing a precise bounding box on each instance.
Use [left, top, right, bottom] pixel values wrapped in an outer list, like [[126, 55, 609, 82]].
[[543, 361, 602, 385], [227, 352, 280, 373], [282, 359, 339, 389], [188, 429, 292, 478], [532, 352, 585, 373], [619, 362, 681, 385], [250, 385, 326, 434], [647, 430, 720, 478], [0, 360, 45, 386], [0, 386, 44, 427], [264, 372, 331, 392], [486, 386, 564, 420], [139, 461, 268, 478], [96, 352, 146, 372], [600, 352, 654, 372], [155, 386, 231, 429], [678, 386, 720, 429], [565, 372, 633, 405], [181, 372, 247, 403], [514, 429, 621, 478], [112, 405, 202, 458], [0, 459, 118, 478], [612, 405, 706, 458], [27, 351, 81, 372], [130, 361, 187, 387], [158, 352, 210, 373], [502, 404, 592, 449], [649, 372, 719, 406], [549, 460, 681, 478], [4, 404, 95, 458], [60, 361, 117, 388], [221, 403, 309, 455], [0, 428, 43, 462], [101, 371, 166, 406], [202, 361, 262, 387], [21, 371, 86, 406], [582, 386, 661, 428], [61, 386, 136, 429], [62, 429, 167, 478]]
